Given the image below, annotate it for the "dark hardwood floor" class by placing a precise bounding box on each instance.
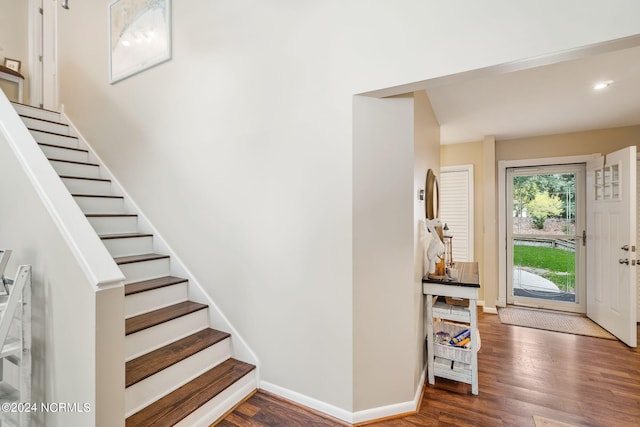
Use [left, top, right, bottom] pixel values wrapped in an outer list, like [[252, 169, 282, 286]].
[[218, 312, 640, 427]]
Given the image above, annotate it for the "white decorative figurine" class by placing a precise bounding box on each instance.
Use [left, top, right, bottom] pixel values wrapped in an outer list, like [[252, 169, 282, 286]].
[[423, 218, 445, 275]]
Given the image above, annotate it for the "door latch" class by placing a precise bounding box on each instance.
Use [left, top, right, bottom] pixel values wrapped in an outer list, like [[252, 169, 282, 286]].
[[619, 258, 629, 265], [622, 245, 629, 251]]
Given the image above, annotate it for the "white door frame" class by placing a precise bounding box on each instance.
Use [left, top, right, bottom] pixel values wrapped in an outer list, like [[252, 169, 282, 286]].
[[41, 0, 59, 110], [28, 0, 58, 110], [505, 163, 586, 313], [28, 0, 43, 107], [497, 154, 600, 308]]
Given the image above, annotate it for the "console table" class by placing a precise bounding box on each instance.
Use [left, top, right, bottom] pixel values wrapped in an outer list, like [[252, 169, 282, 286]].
[[423, 262, 480, 394], [0, 65, 24, 103]]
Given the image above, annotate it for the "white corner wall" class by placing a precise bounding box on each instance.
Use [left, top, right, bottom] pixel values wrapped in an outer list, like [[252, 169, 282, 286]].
[[353, 95, 415, 412], [55, 0, 640, 418]]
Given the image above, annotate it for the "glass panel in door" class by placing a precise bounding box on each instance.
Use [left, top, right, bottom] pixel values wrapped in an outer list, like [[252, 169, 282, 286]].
[[507, 164, 585, 313]]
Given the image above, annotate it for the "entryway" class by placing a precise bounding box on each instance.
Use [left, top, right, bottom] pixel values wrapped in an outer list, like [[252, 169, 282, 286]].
[[499, 148, 637, 347]]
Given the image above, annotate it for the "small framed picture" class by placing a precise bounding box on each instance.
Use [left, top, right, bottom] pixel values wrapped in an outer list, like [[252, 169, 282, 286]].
[[3, 58, 21, 73]]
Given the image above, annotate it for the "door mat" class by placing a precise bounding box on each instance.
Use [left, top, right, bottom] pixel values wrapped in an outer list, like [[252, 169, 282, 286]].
[[498, 306, 616, 340], [533, 415, 579, 427]]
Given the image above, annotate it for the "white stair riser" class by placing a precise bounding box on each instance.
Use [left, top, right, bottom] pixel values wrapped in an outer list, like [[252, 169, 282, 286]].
[[40, 145, 89, 163], [74, 196, 124, 213], [175, 371, 257, 427], [13, 104, 61, 122], [21, 117, 70, 135], [87, 216, 138, 234], [125, 339, 233, 417], [125, 310, 209, 361], [62, 178, 112, 195], [50, 161, 101, 178], [102, 235, 154, 258], [125, 282, 188, 318], [29, 130, 78, 149], [119, 258, 170, 284]]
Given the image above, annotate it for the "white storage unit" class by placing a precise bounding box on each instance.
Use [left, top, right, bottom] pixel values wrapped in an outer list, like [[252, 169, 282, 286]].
[[423, 262, 480, 395]]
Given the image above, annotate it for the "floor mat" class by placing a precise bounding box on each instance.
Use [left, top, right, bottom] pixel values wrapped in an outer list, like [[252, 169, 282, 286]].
[[498, 306, 616, 340]]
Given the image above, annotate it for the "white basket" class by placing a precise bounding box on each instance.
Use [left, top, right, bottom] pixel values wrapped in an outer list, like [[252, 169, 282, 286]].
[[431, 320, 480, 364]]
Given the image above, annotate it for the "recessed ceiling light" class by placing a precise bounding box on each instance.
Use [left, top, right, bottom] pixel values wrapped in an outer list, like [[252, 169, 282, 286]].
[[593, 80, 613, 90]]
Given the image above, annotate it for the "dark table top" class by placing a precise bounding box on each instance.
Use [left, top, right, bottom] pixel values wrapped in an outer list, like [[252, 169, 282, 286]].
[[422, 261, 480, 288]]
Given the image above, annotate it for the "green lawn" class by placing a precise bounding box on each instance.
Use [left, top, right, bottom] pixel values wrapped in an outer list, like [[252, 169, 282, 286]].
[[513, 245, 575, 292]]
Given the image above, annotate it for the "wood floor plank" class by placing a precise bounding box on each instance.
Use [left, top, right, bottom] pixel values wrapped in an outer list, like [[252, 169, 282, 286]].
[[221, 312, 640, 427]]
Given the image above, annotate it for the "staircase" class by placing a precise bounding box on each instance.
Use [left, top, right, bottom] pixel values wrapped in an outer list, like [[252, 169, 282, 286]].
[[12, 103, 256, 426]]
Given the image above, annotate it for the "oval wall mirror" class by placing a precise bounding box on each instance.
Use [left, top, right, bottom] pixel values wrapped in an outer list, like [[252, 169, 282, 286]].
[[425, 169, 439, 220]]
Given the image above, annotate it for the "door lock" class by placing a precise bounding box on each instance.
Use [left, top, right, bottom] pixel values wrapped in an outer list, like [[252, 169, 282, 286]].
[[619, 258, 629, 265]]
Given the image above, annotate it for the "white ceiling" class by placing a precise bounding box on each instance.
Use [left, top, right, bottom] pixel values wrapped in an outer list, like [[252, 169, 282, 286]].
[[426, 45, 640, 145]]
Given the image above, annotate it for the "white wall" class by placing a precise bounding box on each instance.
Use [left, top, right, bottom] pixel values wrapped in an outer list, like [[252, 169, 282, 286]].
[[55, 0, 640, 415], [0, 0, 29, 103]]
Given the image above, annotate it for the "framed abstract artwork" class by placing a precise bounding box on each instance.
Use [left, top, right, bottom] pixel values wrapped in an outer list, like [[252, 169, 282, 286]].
[[109, 0, 171, 83]]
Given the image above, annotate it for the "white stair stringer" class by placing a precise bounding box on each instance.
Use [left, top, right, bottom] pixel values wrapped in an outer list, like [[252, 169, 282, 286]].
[[125, 337, 232, 417], [13, 102, 259, 425]]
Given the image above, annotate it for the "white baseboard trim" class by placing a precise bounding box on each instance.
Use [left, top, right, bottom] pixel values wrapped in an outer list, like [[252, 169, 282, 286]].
[[482, 306, 498, 314], [352, 367, 426, 424], [477, 300, 498, 314], [259, 381, 353, 423], [260, 367, 426, 424]]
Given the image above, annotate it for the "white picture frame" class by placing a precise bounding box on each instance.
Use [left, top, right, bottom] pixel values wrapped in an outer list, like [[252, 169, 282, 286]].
[[109, 0, 171, 84]]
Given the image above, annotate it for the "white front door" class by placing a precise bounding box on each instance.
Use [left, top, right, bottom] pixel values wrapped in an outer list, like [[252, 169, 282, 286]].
[[586, 146, 637, 347]]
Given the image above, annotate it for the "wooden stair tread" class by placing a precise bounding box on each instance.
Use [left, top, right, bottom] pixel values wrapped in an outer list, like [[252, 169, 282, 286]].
[[86, 213, 137, 217], [38, 142, 87, 152], [99, 232, 153, 240], [115, 253, 169, 265], [125, 301, 208, 335], [126, 328, 231, 387], [20, 114, 68, 126], [60, 175, 111, 182], [125, 276, 188, 296], [72, 194, 123, 199], [48, 158, 99, 166], [28, 128, 78, 138], [125, 358, 255, 427]]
